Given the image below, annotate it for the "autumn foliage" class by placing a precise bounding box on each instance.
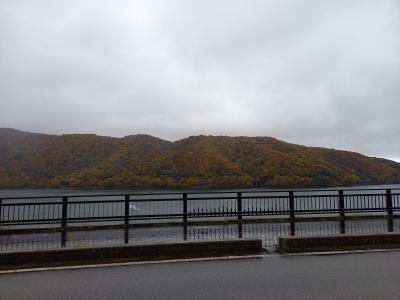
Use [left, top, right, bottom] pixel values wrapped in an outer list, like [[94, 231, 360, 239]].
[[1, 128, 400, 189]]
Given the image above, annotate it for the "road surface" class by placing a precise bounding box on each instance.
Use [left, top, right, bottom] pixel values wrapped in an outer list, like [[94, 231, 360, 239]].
[[1, 251, 400, 299]]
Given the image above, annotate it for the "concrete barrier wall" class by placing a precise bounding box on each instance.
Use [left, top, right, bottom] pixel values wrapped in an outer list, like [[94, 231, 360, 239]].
[[279, 233, 400, 253], [0, 239, 263, 268]]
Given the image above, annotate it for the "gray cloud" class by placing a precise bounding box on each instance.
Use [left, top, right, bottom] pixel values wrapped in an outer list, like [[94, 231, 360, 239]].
[[1, 0, 399, 159]]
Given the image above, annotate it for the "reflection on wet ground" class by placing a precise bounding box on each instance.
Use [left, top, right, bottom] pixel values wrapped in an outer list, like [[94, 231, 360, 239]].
[[1, 218, 399, 252]]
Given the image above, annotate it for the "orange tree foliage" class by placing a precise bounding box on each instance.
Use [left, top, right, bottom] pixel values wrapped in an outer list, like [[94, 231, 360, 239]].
[[1, 128, 400, 188]]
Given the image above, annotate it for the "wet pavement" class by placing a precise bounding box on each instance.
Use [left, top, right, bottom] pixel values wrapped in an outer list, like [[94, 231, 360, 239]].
[[1, 251, 400, 299], [2, 219, 398, 252]]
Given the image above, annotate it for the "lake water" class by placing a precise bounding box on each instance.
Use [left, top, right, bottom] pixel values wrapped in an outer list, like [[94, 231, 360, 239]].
[[2, 184, 400, 198]]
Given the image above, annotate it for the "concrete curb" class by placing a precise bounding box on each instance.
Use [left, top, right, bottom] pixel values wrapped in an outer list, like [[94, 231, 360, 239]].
[[280, 248, 400, 256], [0, 239, 263, 270], [0, 254, 268, 275], [279, 233, 400, 253]]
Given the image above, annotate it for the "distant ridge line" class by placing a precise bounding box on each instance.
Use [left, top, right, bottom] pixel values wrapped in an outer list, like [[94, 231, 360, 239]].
[[0, 127, 399, 189]]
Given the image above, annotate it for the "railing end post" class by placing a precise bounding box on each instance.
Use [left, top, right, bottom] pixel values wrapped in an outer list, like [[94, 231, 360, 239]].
[[0, 198, 3, 223]]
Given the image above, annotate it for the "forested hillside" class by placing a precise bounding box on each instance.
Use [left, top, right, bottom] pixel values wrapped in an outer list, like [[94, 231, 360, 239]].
[[1, 128, 400, 188]]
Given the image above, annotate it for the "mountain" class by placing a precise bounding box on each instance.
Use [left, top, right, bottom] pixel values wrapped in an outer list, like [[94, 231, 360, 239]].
[[0, 128, 399, 188]]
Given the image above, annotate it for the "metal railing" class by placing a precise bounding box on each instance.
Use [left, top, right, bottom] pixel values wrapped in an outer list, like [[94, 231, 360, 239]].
[[1, 188, 400, 247]]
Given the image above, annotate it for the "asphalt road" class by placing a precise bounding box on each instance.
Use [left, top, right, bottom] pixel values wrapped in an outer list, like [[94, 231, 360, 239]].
[[1, 251, 400, 300]]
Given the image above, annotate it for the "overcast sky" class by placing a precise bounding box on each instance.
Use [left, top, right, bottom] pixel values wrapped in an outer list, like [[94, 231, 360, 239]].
[[0, 1, 399, 160]]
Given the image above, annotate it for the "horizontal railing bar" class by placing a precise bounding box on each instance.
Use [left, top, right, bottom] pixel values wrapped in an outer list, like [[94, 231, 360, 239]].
[[1, 193, 395, 206], [342, 194, 396, 197], [70, 198, 186, 203], [72, 214, 183, 220], [1, 208, 390, 225], [2, 187, 400, 200], [3, 214, 400, 236], [1, 201, 62, 206], [129, 198, 185, 202], [0, 218, 62, 224], [68, 199, 126, 204], [187, 196, 242, 201], [67, 218, 126, 222], [2, 211, 395, 227]]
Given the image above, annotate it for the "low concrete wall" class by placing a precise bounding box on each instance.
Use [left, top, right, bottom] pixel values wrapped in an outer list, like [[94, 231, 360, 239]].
[[279, 233, 400, 253], [0, 239, 263, 269]]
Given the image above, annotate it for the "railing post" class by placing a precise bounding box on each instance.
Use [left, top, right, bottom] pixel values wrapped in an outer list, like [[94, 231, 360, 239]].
[[237, 192, 243, 238], [338, 190, 346, 234], [124, 195, 130, 243], [183, 193, 188, 240], [61, 196, 68, 247], [0, 198, 2, 223], [386, 189, 394, 232], [289, 191, 295, 236]]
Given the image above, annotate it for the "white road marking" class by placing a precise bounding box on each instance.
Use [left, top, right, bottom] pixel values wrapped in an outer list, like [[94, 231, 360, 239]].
[[3, 248, 400, 275], [0, 254, 268, 275]]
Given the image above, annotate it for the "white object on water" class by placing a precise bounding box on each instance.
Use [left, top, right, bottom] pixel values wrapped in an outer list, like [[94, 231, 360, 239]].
[[129, 205, 141, 211]]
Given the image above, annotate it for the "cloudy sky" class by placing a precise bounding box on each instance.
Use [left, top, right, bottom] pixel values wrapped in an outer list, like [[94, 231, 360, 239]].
[[0, 1, 399, 160]]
